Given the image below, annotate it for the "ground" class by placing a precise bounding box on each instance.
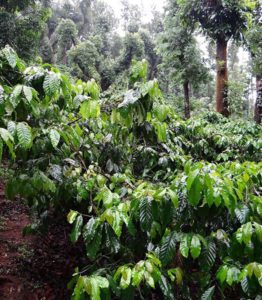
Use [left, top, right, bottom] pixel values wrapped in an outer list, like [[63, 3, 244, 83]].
[[0, 181, 80, 300]]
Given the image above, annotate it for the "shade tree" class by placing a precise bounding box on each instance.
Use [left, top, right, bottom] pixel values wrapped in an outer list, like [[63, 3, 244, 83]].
[[180, 0, 257, 116], [245, 2, 262, 123], [158, 1, 209, 119]]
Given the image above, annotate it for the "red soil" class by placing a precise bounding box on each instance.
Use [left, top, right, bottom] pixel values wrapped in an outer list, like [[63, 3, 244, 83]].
[[0, 181, 79, 300]]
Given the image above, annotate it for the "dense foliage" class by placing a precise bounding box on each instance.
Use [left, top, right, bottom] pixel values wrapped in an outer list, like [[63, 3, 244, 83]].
[[0, 46, 262, 299], [1, 0, 261, 122]]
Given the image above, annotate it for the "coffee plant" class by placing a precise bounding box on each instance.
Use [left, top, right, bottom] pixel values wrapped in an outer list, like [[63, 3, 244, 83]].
[[0, 46, 262, 299]]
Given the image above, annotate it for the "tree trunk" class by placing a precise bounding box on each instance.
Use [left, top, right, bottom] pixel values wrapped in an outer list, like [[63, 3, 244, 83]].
[[254, 75, 262, 124], [216, 36, 229, 116], [183, 81, 190, 119]]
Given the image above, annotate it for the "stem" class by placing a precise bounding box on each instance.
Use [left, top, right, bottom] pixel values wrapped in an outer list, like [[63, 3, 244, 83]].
[[183, 81, 190, 119], [216, 36, 229, 117]]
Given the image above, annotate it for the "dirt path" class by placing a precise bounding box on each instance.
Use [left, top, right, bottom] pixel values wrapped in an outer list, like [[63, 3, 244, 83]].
[[0, 181, 40, 299], [0, 181, 80, 300]]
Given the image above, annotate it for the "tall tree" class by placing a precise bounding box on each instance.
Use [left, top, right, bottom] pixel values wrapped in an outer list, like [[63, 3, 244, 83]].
[[117, 30, 145, 73], [0, 0, 35, 12], [68, 40, 101, 81], [0, 0, 50, 61], [139, 29, 159, 80], [158, 2, 209, 119], [245, 2, 262, 123], [51, 18, 78, 65], [121, 0, 142, 32], [77, 0, 93, 36], [145, 7, 164, 38], [181, 0, 255, 117]]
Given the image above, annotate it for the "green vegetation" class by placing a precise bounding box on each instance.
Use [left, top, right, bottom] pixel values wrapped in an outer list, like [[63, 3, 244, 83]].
[[0, 45, 262, 299], [0, 0, 261, 299]]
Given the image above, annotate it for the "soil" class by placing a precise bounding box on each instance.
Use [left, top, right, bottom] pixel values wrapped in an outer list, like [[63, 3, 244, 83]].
[[0, 180, 80, 300]]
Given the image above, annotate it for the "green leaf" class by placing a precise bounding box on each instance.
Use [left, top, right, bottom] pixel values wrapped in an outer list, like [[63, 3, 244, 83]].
[[188, 177, 203, 206], [79, 101, 89, 119], [30, 99, 40, 117], [12, 84, 23, 97], [67, 210, 78, 224], [17, 122, 32, 149], [7, 121, 16, 136], [145, 272, 155, 288], [187, 169, 200, 191], [132, 269, 144, 287], [244, 263, 255, 278], [120, 267, 132, 289], [168, 188, 179, 208], [112, 210, 123, 237], [49, 129, 60, 148], [0, 85, 4, 106], [82, 275, 109, 300], [101, 187, 114, 208], [180, 235, 191, 258], [80, 100, 100, 119], [154, 104, 169, 122], [104, 223, 121, 254], [254, 222, 262, 242], [130, 59, 148, 82], [83, 218, 100, 243], [168, 268, 183, 285], [241, 276, 249, 294], [235, 205, 250, 224], [154, 122, 167, 142], [190, 235, 201, 259], [0, 128, 15, 158], [216, 265, 228, 284], [145, 261, 153, 273], [160, 231, 177, 265], [159, 275, 174, 300], [89, 277, 101, 300], [85, 79, 100, 100], [70, 215, 83, 243], [10, 85, 22, 108], [23, 86, 33, 102], [72, 276, 85, 300], [146, 253, 161, 267], [43, 72, 60, 97], [242, 222, 253, 245], [226, 267, 240, 286], [3, 46, 17, 68], [202, 240, 216, 268], [254, 264, 262, 279], [139, 197, 153, 232], [175, 268, 183, 285], [95, 276, 109, 289], [201, 286, 215, 300], [0, 128, 14, 143], [85, 226, 102, 260]]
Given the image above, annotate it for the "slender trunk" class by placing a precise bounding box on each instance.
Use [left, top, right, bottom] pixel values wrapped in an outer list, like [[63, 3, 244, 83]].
[[183, 81, 190, 119], [62, 50, 67, 65], [254, 75, 262, 124], [216, 36, 229, 116]]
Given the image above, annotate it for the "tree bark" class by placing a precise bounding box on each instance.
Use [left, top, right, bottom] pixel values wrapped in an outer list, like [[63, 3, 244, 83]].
[[183, 81, 190, 119], [254, 75, 262, 124], [216, 36, 229, 116]]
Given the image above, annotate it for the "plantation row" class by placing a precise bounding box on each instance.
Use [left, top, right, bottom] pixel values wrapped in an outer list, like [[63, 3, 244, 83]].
[[0, 46, 262, 299]]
